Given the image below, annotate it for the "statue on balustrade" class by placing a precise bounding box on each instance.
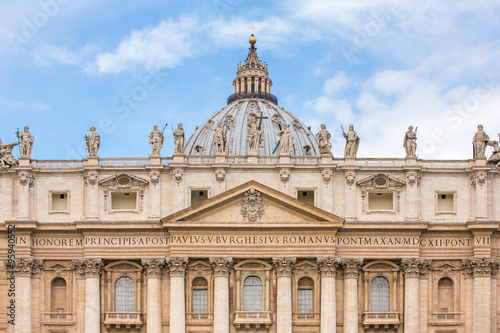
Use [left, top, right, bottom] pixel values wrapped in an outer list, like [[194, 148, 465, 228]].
[[85, 126, 101, 157], [16, 125, 34, 158], [0, 138, 20, 168], [149, 124, 164, 156], [316, 124, 331, 155], [342, 124, 360, 158], [403, 125, 417, 157], [472, 124, 490, 158], [173, 123, 185, 154]]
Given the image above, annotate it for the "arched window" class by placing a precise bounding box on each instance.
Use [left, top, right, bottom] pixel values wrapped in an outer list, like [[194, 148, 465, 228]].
[[192, 277, 208, 314], [438, 278, 454, 313], [297, 277, 314, 313], [370, 276, 389, 312], [115, 276, 135, 312], [51, 278, 67, 313], [243, 276, 263, 311]]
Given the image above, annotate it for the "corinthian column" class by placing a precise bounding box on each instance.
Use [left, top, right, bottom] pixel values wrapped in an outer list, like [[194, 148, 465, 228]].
[[401, 258, 430, 333], [273, 257, 296, 333], [468, 257, 495, 333], [317, 257, 341, 333], [341, 258, 363, 333], [210, 257, 233, 333], [142, 258, 166, 333], [73, 258, 103, 333], [5, 257, 43, 333], [166, 257, 189, 333]]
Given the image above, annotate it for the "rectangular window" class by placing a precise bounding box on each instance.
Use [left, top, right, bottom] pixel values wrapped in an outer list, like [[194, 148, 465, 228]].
[[111, 192, 137, 210], [297, 191, 315, 206], [192, 289, 208, 313], [437, 192, 455, 213], [368, 192, 393, 211], [191, 190, 208, 206], [50, 192, 69, 213], [298, 289, 313, 313]]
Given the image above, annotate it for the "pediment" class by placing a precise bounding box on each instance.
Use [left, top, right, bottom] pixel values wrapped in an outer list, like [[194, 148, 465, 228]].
[[162, 181, 343, 227], [357, 173, 405, 188], [99, 173, 149, 188]]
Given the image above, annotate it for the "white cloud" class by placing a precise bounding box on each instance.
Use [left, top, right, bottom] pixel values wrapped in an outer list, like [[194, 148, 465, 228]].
[[323, 72, 350, 96], [0, 95, 52, 114]]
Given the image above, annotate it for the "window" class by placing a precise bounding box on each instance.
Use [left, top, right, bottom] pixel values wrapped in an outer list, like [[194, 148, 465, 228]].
[[368, 193, 393, 211], [438, 278, 454, 313], [243, 276, 263, 311], [191, 190, 208, 206], [297, 191, 314, 206], [192, 277, 208, 314], [51, 278, 67, 313], [111, 192, 137, 210], [297, 277, 313, 313], [115, 276, 135, 312], [50, 192, 69, 213], [370, 276, 389, 312], [437, 192, 455, 213]]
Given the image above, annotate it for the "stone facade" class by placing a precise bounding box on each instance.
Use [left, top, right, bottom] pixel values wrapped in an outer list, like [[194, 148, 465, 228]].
[[1, 35, 500, 333]]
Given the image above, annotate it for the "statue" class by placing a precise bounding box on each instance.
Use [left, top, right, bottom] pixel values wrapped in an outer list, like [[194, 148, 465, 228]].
[[16, 126, 34, 158], [403, 125, 417, 157], [342, 124, 360, 158], [212, 122, 225, 155], [277, 123, 293, 155], [85, 126, 101, 157], [148, 124, 164, 156], [487, 134, 500, 167], [316, 124, 331, 154], [173, 123, 185, 154], [0, 139, 20, 168], [472, 124, 490, 158], [247, 113, 262, 153]]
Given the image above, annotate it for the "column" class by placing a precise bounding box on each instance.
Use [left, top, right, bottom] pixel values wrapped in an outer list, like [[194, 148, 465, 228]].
[[469, 257, 495, 333], [341, 258, 363, 333], [5, 257, 42, 333], [210, 257, 233, 333], [247, 77, 251, 93], [273, 257, 296, 333], [148, 170, 162, 218], [401, 258, 430, 333], [73, 258, 103, 333], [142, 258, 166, 333], [317, 257, 341, 333], [84, 170, 100, 219], [405, 171, 420, 220], [419, 261, 430, 332], [16, 171, 34, 219], [166, 257, 189, 333]]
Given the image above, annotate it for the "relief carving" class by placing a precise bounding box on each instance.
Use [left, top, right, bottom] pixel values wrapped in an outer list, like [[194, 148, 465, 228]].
[[273, 257, 296, 277], [468, 257, 496, 277], [345, 171, 356, 187], [141, 258, 166, 279], [171, 169, 184, 184], [321, 169, 333, 184], [18, 171, 35, 187], [406, 171, 421, 188], [150, 171, 160, 186], [72, 258, 103, 279], [210, 256, 233, 277], [240, 188, 266, 222], [341, 258, 363, 279], [166, 256, 189, 277], [401, 258, 431, 278], [317, 256, 342, 277], [84, 171, 98, 187], [280, 169, 290, 183], [215, 169, 226, 183]]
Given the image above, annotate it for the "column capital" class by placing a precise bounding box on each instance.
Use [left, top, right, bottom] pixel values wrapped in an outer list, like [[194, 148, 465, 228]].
[[72, 257, 103, 279], [317, 256, 341, 277], [466, 257, 496, 277], [141, 258, 166, 279], [272, 256, 296, 277], [401, 258, 431, 278], [4, 257, 43, 278], [341, 258, 363, 279], [462, 259, 474, 278], [209, 256, 233, 277], [166, 256, 189, 277]]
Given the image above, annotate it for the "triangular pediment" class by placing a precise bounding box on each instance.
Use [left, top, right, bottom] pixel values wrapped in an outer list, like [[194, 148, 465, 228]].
[[162, 181, 343, 227]]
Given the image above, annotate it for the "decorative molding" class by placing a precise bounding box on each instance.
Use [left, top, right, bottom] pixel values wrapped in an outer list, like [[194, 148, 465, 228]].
[[321, 169, 333, 184], [166, 256, 189, 277], [215, 169, 226, 183], [470, 171, 487, 189], [406, 171, 421, 188], [345, 171, 356, 187], [280, 169, 290, 183], [171, 168, 184, 184], [467, 257, 496, 277], [72, 258, 103, 279], [462, 259, 474, 278], [18, 171, 35, 187], [273, 257, 296, 277], [341, 258, 363, 279], [84, 171, 98, 187], [401, 258, 431, 278], [317, 256, 341, 277], [240, 187, 266, 222], [141, 258, 166, 279], [4, 257, 42, 278], [150, 171, 160, 186], [210, 256, 233, 277]]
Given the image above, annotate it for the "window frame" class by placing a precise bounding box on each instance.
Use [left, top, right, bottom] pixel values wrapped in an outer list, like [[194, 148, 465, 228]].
[[294, 187, 317, 206], [114, 276, 135, 313], [370, 276, 390, 313], [109, 190, 139, 212], [367, 191, 395, 213], [48, 191, 70, 214], [435, 191, 457, 214]]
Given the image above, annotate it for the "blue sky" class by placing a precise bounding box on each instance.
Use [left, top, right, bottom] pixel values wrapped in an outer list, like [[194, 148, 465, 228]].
[[1, 0, 500, 160]]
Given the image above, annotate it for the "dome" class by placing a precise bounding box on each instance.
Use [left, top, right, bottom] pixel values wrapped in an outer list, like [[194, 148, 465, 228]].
[[184, 35, 320, 157], [184, 99, 320, 156]]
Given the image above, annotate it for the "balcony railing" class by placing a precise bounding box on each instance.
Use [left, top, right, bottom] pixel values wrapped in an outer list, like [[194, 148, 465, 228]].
[[293, 312, 320, 320], [187, 312, 213, 320], [104, 312, 143, 329], [362, 312, 400, 330], [431, 312, 461, 320], [227, 92, 278, 105], [41, 312, 74, 325], [234, 311, 272, 329]]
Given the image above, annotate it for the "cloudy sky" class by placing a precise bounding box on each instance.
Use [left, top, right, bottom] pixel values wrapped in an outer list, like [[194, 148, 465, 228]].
[[1, 0, 499, 160]]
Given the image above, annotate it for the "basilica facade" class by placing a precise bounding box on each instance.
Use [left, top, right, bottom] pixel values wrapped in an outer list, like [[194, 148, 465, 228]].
[[1, 35, 500, 333]]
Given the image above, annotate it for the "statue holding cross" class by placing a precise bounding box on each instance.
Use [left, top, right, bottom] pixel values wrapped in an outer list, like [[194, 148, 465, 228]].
[[247, 112, 268, 153]]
